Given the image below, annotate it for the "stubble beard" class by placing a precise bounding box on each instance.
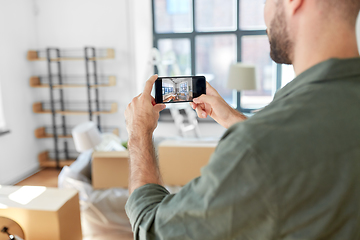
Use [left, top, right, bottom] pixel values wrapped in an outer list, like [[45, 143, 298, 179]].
[[268, 2, 293, 65]]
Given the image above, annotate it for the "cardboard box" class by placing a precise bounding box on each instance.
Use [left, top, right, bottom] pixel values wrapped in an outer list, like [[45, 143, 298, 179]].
[[92, 151, 129, 189], [0, 186, 82, 240], [158, 140, 217, 186], [91, 140, 217, 189]]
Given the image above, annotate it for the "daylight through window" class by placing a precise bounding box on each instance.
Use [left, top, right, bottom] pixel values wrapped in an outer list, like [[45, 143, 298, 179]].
[[152, 0, 295, 112]]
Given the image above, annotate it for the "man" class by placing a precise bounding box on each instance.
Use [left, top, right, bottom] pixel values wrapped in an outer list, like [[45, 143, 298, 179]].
[[124, 0, 360, 239]]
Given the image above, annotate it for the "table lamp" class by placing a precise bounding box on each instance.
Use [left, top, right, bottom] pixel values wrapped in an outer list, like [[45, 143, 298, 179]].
[[72, 121, 102, 152], [227, 63, 257, 111], [227, 63, 257, 91]]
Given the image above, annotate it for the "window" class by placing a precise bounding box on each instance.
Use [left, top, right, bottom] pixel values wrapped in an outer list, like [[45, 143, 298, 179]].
[[153, 0, 292, 113], [180, 82, 187, 92], [281, 64, 296, 88]]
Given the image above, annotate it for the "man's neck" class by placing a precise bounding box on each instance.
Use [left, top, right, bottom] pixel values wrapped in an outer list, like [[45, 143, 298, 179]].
[[292, 24, 359, 76]]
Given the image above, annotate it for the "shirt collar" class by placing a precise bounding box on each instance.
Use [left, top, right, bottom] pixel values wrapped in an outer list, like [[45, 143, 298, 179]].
[[274, 57, 360, 101]]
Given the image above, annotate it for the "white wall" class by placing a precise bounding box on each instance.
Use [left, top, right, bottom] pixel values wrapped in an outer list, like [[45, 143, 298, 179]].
[[0, 0, 154, 184], [128, 0, 154, 94], [0, 82, 6, 130], [32, 0, 136, 152], [31, 0, 154, 143], [0, 0, 40, 184]]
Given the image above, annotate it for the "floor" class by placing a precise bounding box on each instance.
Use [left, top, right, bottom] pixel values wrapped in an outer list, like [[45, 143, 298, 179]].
[[15, 168, 134, 240], [16, 168, 61, 187]]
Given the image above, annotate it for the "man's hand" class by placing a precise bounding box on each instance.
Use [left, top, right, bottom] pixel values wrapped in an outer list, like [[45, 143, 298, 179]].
[[125, 75, 166, 194], [125, 75, 166, 140], [190, 82, 247, 129]]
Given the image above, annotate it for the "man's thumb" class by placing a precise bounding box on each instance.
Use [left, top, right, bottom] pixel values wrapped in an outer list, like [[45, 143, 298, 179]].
[[154, 104, 166, 112]]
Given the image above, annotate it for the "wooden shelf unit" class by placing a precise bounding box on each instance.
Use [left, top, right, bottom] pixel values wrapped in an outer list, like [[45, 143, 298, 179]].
[[34, 126, 119, 139], [38, 151, 76, 168], [32, 102, 118, 115], [29, 76, 116, 88], [29, 47, 118, 168], [34, 127, 71, 139], [27, 48, 115, 61]]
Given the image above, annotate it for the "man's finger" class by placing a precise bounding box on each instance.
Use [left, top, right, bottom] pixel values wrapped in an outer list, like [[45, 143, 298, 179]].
[[193, 94, 217, 106], [143, 75, 158, 96], [154, 104, 166, 112], [190, 102, 197, 109], [196, 105, 207, 118]]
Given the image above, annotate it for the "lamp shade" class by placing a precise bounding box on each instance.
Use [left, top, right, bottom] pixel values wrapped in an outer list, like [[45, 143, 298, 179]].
[[72, 122, 102, 152], [227, 63, 257, 91]]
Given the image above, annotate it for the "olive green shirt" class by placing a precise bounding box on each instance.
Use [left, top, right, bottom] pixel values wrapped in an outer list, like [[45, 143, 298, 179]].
[[125, 58, 360, 240]]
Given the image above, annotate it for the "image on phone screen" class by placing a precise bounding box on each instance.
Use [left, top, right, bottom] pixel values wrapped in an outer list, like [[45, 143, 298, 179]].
[[155, 76, 206, 104]]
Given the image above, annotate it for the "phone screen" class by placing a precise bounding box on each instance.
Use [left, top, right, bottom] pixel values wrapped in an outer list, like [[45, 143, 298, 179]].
[[155, 76, 206, 104]]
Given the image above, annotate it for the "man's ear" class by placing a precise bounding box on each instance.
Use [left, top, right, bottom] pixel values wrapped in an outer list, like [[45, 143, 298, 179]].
[[285, 0, 305, 16]]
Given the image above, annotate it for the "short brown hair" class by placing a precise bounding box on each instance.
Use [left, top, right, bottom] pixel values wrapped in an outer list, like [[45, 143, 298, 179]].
[[317, 0, 360, 25]]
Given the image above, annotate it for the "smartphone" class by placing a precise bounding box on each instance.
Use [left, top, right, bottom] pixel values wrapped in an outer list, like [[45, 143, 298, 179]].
[[155, 76, 206, 104]]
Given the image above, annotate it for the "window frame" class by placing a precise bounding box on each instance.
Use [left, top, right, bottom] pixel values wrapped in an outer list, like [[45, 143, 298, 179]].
[[152, 0, 282, 113]]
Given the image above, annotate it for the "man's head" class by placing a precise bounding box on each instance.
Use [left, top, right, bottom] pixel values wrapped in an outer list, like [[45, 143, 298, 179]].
[[264, 0, 360, 65]]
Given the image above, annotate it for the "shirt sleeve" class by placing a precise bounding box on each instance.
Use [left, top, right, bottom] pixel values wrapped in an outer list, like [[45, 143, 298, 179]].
[[125, 127, 277, 240]]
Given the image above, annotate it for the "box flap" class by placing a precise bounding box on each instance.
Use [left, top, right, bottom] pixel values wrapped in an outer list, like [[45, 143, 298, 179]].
[[0, 186, 78, 211]]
